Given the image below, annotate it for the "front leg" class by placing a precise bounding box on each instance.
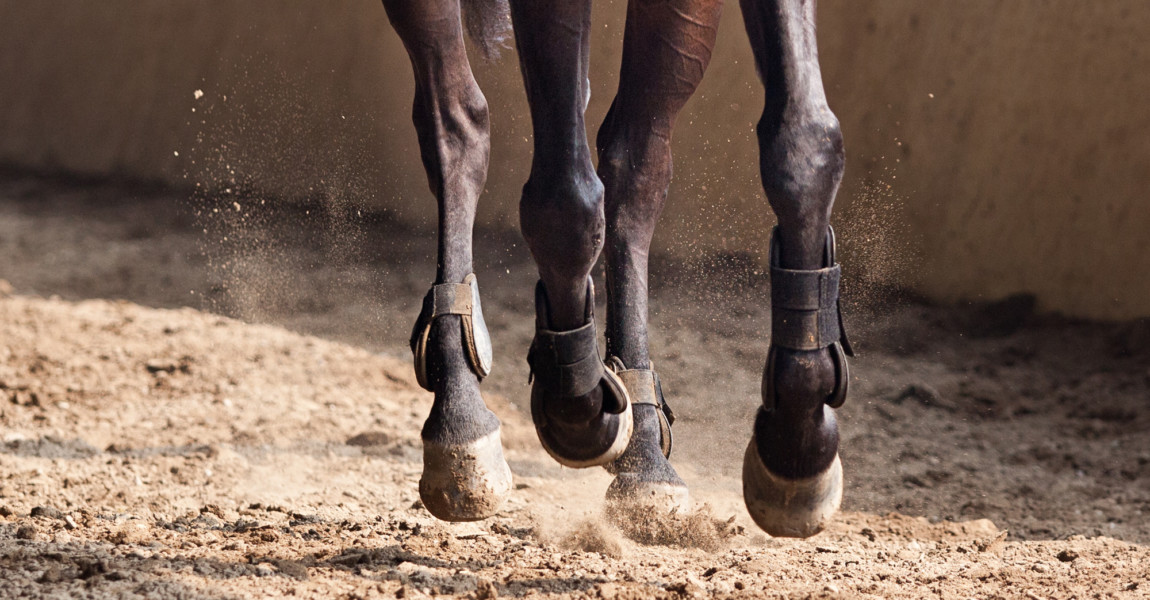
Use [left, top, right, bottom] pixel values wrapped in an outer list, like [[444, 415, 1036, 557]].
[[384, 0, 511, 522], [510, 0, 636, 469], [740, 0, 851, 538]]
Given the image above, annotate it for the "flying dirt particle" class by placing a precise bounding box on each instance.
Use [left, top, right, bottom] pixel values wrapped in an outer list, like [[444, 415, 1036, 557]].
[[559, 520, 622, 558], [194, 89, 204, 100], [928, 93, 935, 99], [608, 504, 737, 552], [173, 151, 179, 157]]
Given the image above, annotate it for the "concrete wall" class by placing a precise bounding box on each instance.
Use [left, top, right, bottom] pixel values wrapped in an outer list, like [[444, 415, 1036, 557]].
[[2, 1, 1148, 319]]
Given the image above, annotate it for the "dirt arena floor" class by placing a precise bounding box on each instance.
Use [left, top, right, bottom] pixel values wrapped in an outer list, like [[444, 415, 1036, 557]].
[[0, 174, 1148, 598]]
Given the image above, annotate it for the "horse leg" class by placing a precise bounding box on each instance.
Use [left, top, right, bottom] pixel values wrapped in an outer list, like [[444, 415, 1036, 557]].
[[509, 0, 633, 468], [383, 0, 511, 521], [739, 0, 851, 537], [595, 0, 723, 516]]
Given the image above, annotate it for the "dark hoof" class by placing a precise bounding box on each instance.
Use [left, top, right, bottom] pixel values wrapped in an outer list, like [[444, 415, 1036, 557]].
[[531, 371, 634, 468], [742, 437, 842, 538], [419, 426, 513, 521]]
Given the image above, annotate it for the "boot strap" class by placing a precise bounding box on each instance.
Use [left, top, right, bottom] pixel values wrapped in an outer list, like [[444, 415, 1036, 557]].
[[527, 320, 606, 398], [765, 226, 853, 409], [409, 274, 493, 391], [769, 226, 853, 355], [609, 360, 674, 459]]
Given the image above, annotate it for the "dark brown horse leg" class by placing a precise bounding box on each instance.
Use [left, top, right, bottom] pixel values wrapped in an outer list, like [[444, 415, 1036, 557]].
[[740, 0, 849, 537], [383, 0, 511, 521], [510, 0, 634, 469], [596, 0, 723, 516]]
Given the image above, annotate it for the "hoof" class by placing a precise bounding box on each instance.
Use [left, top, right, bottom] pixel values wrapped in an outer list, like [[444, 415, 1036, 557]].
[[742, 437, 842, 538], [605, 473, 690, 522], [419, 427, 513, 521], [604, 399, 688, 521]]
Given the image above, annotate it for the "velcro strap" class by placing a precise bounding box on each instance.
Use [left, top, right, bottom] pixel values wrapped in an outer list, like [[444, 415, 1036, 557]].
[[616, 370, 658, 406], [528, 320, 604, 397], [771, 264, 841, 310], [429, 283, 473, 317], [770, 264, 843, 350]]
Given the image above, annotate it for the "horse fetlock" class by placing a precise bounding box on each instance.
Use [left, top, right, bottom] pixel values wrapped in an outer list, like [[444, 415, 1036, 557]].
[[753, 399, 840, 480], [765, 346, 836, 414]]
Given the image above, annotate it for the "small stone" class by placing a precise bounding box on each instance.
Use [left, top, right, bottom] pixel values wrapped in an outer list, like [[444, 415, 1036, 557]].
[[16, 524, 38, 540], [30, 506, 64, 520], [64, 515, 78, 530], [1032, 563, 1049, 573], [823, 583, 840, 594], [0, 506, 13, 517], [1057, 549, 1079, 562], [669, 576, 706, 598], [255, 563, 275, 577]]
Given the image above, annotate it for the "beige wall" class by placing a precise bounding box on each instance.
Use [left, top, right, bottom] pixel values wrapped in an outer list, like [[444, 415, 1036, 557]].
[[2, 1, 1148, 319]]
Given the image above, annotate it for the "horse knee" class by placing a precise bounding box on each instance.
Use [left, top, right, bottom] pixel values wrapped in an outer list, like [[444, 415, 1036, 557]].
[[757, 111, 844, 223], [519, 165, 605, 280]]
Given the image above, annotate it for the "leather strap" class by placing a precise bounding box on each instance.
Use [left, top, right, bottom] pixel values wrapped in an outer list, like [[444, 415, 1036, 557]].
[[409, 274, 493, 391], [612, 363, 674, 459], [528, 320, 606, 398], [770, 264, 843, 350], [768, 226, 853, 354], [764, 226, 853, 409]]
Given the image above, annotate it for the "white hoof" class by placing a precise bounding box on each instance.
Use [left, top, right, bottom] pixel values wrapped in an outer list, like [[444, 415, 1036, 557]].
[[742, 438, 842, 538], [419, 428, 513, 522]]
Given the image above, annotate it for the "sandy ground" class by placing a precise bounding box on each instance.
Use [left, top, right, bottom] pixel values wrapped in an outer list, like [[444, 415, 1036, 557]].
[[0, 174, 1148, 598]]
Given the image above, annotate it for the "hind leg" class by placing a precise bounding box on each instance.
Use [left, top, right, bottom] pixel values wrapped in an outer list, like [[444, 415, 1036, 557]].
[[596, 0, 723, 516], [739, 0, 850, 537], [383, 0, 511, 521]]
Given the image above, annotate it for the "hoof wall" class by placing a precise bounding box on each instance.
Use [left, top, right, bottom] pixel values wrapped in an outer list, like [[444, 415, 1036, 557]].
[[420, 428, 513, 522], [605, 474, 691, 522], [742, 439, 842, 538]]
